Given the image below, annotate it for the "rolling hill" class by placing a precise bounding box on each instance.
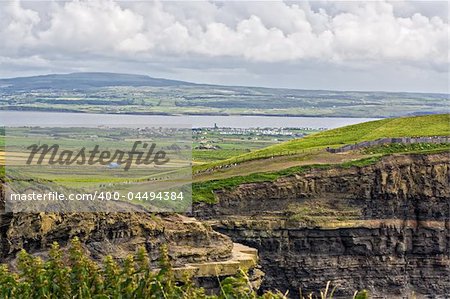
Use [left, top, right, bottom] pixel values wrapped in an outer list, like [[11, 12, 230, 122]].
[[193, 114, 450, 202], [0, 72, 448, 117], [248, 113, 450, 155], [195, 113, 450, 173], [0, 72, 193, 90]]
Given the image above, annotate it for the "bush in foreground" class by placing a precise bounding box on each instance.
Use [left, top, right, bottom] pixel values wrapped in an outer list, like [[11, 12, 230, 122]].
[[0, 238, 368, 299]]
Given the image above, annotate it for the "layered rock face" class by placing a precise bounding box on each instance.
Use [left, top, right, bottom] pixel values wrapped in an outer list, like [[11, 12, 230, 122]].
[[0, 209, 262, 289], [0, 212, 232, 267], [211, 219, 449, 298], [195, 154, 449, 221], [195, 153, 450, 298], [0, 177, 262, 292]]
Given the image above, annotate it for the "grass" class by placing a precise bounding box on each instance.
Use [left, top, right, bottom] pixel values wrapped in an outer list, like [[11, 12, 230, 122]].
[[193, 143, 450, 204], [193, 149, 250, 162], [286, 198, 361, 226], [3, 79, 448, 118], [193, 157, 382, 203], [362, 142, 450, 155], [193, 140, 450, 204], [2, 114, 449, 205], [194, 114, 450, 172], [0, 237, 369, 299], [0, 238, 287, 299]]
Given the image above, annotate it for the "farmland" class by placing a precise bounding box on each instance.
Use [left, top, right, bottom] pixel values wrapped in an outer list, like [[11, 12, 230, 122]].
[[1, 73, 448, 118], [192, 127, 321, 163], [1, 126, 192, 212], [1, 114, 449, 209]]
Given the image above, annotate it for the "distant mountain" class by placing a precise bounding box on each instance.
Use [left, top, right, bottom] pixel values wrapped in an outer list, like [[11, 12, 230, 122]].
[[0, 72, 194, 90], [0, 72, 447, 118]]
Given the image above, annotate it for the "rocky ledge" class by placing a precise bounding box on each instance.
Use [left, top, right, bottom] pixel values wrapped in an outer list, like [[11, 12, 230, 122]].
[[195, 153, 450, 298], [0, 209, 261, 290]]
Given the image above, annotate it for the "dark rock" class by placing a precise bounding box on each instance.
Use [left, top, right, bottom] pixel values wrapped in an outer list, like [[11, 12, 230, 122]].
[[195, 153, 450, 298]]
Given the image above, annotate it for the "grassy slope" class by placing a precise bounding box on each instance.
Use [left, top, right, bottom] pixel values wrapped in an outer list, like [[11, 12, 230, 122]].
[[225, 113, 450, 158], [194, 114, 450, 172], [193, 157, 383, 203], [193, 114, 450, 203]]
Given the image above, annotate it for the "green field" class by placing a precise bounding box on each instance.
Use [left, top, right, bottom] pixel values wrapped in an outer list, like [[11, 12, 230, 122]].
[[2, 114, 449, 207], [2, 73, 448, 118], [0, 126, 192, 212], [192, 128, 319, 163], [193, 156, 385, 203], [194, 114, 450, 172], [362, 142, 450, 155], [193, 114, 450, 203]]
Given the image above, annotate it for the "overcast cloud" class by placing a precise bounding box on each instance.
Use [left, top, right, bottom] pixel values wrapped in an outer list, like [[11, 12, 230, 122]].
[[0, 0, 448, 92]]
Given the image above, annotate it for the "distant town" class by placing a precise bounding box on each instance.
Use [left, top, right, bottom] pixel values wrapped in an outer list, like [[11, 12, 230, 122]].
[[193, 125, 326, 138], [192, 125, 325, 156]]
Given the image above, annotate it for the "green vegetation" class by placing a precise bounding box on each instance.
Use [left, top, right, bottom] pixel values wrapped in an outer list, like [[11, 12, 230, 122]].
[[193, 114, 449, 207], [1, 73, 448, 118], [192, 128, 319, 163], [2, 127, 191, 208], [0, 238, 277, 299], [362, 142, 450, 155], [193, 157, 383, 203], [193, 146, 449, 205], [287, 199, 361, 226], [3, 115, 449, 205], [0, 238, 368, 299], [193, 149, 250, 162], [195, 114, 450, 172], [255, 113, 449, 154]]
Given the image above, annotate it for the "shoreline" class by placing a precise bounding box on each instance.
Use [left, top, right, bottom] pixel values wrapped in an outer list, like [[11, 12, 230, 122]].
[[0, 107, 389, 119]]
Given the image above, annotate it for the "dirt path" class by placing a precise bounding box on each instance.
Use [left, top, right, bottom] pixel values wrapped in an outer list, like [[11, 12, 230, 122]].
[[193, 150, 369, 182]]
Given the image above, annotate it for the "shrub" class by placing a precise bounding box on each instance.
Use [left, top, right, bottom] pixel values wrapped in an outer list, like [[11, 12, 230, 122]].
[[0, 238, 368, 298], [0, 238, 287, 299]]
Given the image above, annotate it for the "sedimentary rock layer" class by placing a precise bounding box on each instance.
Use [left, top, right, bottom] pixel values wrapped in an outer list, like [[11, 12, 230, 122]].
[[195, 153, 450, 298]]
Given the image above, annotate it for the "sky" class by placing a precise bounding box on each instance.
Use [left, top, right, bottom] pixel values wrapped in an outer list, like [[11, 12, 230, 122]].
[[0, 0, 448, 93]]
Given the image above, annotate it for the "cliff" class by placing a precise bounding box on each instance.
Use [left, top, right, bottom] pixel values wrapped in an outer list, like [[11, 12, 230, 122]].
[[1, 152, 448, 297], [0, 209, 262, 290], [195, 153, 450, 298]]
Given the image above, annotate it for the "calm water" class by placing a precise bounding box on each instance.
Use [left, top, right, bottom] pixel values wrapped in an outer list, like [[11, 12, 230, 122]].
[[0, 111, 379, 129]]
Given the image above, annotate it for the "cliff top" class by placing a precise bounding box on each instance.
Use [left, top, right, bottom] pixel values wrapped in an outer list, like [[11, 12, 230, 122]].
[[194, 114, 450, 174], [193, 114, 450, 202]]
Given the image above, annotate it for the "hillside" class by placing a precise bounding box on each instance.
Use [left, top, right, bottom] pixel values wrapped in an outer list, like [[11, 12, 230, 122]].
[[192, 114, 450, 199], [0, 72, 447, 117], [245, 113, 449, 154], [0, 72, 192, 90], [195, 114, 450, 173]]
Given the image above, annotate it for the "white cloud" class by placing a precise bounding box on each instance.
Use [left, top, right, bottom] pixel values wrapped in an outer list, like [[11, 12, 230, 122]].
[[0, 0, 448, 91]]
